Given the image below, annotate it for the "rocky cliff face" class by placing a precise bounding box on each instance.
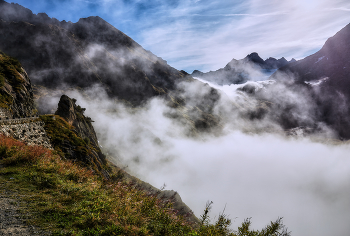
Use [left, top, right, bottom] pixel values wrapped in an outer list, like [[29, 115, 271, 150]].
[[0, 51, 36, 117], [55, 95, 99, 148], [52, 95, 200, 222], [0, 0, 189, 105]]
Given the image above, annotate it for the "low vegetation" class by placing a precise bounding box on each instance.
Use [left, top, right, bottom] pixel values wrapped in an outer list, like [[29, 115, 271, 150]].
[[0, 51, 24, 91], [0, 51, 21, 109], [40, 115, 104, 175], [0, 135, 290, 235]]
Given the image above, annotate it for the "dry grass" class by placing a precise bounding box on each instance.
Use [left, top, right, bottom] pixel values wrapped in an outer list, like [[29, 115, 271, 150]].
[[0, 134, 290, 235]]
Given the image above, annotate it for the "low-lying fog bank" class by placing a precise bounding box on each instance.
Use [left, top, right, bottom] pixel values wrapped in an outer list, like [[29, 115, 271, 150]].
[[42, 79, 350, 236]]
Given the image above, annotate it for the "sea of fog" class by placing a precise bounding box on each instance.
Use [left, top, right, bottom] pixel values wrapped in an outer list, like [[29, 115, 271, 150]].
[[56, 75, 350, 236]]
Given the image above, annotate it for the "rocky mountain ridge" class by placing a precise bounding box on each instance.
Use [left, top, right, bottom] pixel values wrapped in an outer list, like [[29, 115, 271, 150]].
[[192, 52, 295, 85], [273, 23, 350, 85]]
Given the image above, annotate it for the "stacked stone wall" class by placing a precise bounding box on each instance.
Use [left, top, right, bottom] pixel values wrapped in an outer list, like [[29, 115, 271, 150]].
[[0, 120, 53, 149], [0, 107, 52, 149]]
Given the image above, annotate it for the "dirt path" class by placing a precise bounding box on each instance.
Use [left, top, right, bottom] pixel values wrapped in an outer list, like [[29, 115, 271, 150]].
[[0, 195, 37, 235], [0, 168, 49, 235]]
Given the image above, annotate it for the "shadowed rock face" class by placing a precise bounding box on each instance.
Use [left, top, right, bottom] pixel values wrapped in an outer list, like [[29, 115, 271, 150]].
[[55, 95, 76, 125], [55, 95, 99, 148], [0, 0, 188, 105], [0, 51, 36, 117], [271, 23, 350, 139]]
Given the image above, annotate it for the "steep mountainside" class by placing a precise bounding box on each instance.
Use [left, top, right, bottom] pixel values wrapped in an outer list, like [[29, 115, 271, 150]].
[[0, 51, 36, 117], [192, 52, 295, 85], [0, 0, 188, 105], [272, 23, 350, 138]]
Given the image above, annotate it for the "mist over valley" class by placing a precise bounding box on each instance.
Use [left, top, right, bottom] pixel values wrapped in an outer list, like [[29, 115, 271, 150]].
[[1, 0, 350, 235]]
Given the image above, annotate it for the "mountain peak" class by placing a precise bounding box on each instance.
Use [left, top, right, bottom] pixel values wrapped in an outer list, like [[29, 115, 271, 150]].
[[77, 16, 106, 24], [245, 52, 265, 64]]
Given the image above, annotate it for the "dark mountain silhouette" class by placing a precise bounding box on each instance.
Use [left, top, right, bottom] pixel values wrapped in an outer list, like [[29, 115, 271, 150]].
[[192, 52, 294, 85], [0, 0, 189, 105], [270, 23, 350, 139]]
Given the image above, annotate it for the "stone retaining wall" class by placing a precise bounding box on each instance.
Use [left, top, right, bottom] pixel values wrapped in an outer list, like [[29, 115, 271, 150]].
[[0, 107, 52, 149], [0, 117, 40, 124], [0, 121, 53, 149]]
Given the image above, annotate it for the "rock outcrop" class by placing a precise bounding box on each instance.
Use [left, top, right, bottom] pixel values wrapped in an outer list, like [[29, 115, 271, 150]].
[[0, 51, 52, 148], [55, 95, 99, 148], [0, 51, 37, 118], [38, 95, 108, 177]]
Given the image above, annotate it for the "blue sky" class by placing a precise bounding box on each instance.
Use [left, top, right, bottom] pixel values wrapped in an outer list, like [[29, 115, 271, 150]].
[[6, 0, 350, 72]]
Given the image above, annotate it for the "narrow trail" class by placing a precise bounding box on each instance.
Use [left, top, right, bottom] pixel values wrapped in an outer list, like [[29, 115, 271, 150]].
[[0, 114, 51, 235], [0, 165, 49, 236]]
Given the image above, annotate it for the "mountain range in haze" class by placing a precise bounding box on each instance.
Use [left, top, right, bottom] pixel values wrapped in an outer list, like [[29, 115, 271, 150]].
[[192, 52, 296, 85], [2, 0, 350, 140], [2, 0, 350, 141], [188, 22, 350, 139]]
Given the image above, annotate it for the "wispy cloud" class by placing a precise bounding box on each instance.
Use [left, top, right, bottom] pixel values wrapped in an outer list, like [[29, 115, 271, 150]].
[[328, 7, 350, 11], [137, 0, 350, 72]]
